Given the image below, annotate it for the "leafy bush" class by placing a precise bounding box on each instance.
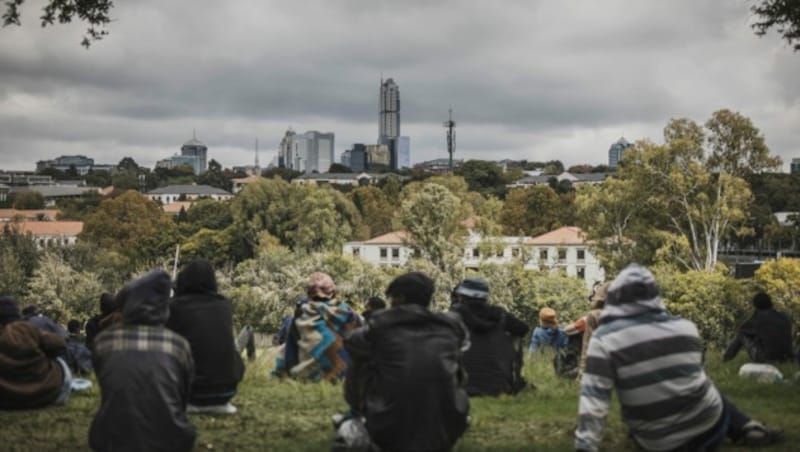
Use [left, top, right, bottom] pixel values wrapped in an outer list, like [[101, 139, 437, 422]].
[[25, 252, 105, 324], [754, 258, 800, 334]]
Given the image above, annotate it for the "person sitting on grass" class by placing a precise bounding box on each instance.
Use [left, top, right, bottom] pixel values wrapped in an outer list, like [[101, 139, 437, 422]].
[[90, 271, 196, 452], [529, 307, 567, 352], [65, 319, 92, 376], [273, 272, 360, 382], [167, 259, 245, 415], [723, 291, 793, 364], [22, 304, 67, 338], [341, 272, 470, 451], [450, 276, 529, 396], [0, 295, 73, 410], [575, 264, 783, 452]]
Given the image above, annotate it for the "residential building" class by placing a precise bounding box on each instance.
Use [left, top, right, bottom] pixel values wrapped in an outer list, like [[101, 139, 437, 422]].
[[145, 185, 233, 204], [507, 171, 608, 189], [9, 186, 101, 207], [0, 184, 8, 203], [0, 172, 53, 186], [774, 211, 800, 227], [6, 221, 83, 248], [343, 231, 413, 266], [524, 226, 604, 286], [161, 201, 195, 216], [608, 137, 633, 168], [0, 209, 60, 222], [791, 158, 800, 174], [181, 133, 208, 174], [292, 172, 405, 187], [414, 158, 464, 174]]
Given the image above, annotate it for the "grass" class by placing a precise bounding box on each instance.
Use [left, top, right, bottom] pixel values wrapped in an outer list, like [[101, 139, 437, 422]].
[[1, 349, 798, 451]]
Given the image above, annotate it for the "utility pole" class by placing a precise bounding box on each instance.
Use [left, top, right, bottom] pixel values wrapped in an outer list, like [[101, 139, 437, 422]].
[[443, 108, 456, 173]]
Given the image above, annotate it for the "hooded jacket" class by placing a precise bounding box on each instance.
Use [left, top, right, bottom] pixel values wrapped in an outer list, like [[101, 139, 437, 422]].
[[345, 304, 470, 452], [450, 300, 529, 396], [89, 271, 196, 452], [723, 298, 793, 363], [166, 260, 244, 403], [0, 320, 66, 409]]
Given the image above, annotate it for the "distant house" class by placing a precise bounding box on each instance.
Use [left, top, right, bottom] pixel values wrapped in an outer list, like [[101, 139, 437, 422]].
[[0, 209, 60, 222], [507, 171, 608, 189], [145, 185, 233, 204], [343, 231, 414, 266], [4, 221, 83, 248], [524, 226, 604, 285], [774, 211, 800, 227], [292, 172, 405, 187], [0, 184, 9, 203], [8, 185, 102, 207]]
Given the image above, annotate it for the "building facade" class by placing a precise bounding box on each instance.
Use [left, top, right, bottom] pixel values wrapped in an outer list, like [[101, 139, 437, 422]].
[[8, 221, 83, 248], [180, 134, 208, 174], [608, 137, 633, 168], [379, 78, 400, 141], [35, 155, 113, 175], [145, 185, 233, 203], [278, 129, 335, 173], [791, 158, 800, 174]]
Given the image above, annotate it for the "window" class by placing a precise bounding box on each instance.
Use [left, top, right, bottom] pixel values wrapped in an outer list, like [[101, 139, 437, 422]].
[[379, 247, 387, 259], [392, 248, 400, 259], [512, 247, 520, 258], [472, 248, 480, 258], [577, 249, 585, 261], [558, 248, 567, 262], [539, 249, 548, 261], [577, 266, 586, 279], [496, 249, 504, 258], [352, 247, 360, 257]]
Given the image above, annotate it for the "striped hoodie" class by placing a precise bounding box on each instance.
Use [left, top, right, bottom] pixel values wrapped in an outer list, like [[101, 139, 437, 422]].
[[574, 265, 723, 452]]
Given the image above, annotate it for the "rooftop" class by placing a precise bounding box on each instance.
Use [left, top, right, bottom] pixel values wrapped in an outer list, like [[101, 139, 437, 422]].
[[146, 185, 231, 196], [8, 221, 84, 236], [162, 201, 195, 214], [525, 226, 588, 245], [0, 209, 60, 220], [9, 186, 100, 197], [363, 231, 411, 245]]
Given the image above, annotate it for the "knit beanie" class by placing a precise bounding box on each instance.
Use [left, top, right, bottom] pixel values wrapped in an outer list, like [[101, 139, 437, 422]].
[[606, 264, 659, 305], [307, 272, 337, 300], [0, 296, 21, 325], [539, 307, 558, 327], [752, 292, 773, 310]]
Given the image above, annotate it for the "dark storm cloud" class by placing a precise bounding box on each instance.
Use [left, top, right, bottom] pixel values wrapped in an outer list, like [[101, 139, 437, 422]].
[[0, 0, 798, 170]]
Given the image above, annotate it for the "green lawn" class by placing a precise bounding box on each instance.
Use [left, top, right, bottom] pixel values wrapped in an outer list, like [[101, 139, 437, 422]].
[[1, 350, 797, 451]]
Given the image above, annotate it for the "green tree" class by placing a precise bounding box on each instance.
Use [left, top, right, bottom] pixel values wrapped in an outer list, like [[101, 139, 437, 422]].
[[196, 159, 232, 191], [455, 160, 506, 197], [25, 252, 105, 323], [1, 0, 113, 47], [705, 109, 782, 177], [328, 163, 353, 173], [751, 0, 800, 51], [755, 258, 800, 332], [400, 183, 467, 272], [81, 191, 178, 263], [501, 186, 561, 236], [11, 191, 46, 209], [350, 186, 394, 238]]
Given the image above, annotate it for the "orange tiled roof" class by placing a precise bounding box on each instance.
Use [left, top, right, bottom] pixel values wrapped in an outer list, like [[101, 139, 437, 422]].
[[525, 226, 587, 245], [364, 231, 411, 245], [9, 221, 83, 236], [0, 209, 60, 220], [162, 201, 194, 214]]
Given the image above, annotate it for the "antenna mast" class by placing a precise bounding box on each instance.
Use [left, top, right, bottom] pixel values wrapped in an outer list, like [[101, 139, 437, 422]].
[[444, 108, 456, 173]]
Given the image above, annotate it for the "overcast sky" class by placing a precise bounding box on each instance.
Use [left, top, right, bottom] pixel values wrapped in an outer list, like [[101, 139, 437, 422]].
[[1, 0, 798, 171]]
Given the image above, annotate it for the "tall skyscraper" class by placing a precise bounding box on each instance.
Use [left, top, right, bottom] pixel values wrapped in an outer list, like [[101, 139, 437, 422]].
[[608, 137, 632, 168], [279, 128, 297, 169], [181, 132, 208, 174], [379, 78, 400, 142]]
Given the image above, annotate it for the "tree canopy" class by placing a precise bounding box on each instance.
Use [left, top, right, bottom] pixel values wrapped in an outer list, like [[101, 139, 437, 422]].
[[2, 0, 114, 47], [751, 0, 800, 51]]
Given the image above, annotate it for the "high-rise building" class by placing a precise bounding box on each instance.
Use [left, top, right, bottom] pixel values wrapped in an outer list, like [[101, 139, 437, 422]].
[[367, 144, 391, 170], [791, 158, 800, 174], [343, 144, 367, 172], [608, 137, 632, 168], [279, 128, 297, 169], [181, 133, 208, 174], [280, 130, 335, 173], [379, 78, 400, 142]]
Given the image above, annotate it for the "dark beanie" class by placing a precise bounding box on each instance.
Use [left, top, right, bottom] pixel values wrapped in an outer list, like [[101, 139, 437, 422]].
[[0, 296, 21, 325], [99, 293, 117, 316], [386, 272, 435, 308], [752, 292, 773, 310]]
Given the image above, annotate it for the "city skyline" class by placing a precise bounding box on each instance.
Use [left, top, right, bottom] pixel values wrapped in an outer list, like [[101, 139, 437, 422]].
[[1, 1, 798, 172]]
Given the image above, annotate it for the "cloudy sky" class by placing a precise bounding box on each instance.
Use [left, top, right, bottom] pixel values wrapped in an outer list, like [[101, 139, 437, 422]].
[[1, 0, 798, 171]]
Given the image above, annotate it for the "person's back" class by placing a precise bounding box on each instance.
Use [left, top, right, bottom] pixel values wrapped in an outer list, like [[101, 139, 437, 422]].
[[90, 271, 196, 452], [345, 272, 469, 452], [167, 259, 244, 411], [0, 296, 69, 410], [450, 277, 529, 396], [724, 292, 793, 363], [23, 306, 67, 339], [529, 307, 567, 352]]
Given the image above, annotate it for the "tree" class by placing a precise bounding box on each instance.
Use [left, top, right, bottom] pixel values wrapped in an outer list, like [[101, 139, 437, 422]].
[[11, 191, 46, 209], [349, 186, 394, 238], [81, 191, 178, 263], [400, 183, 467, 272], [455, 160, 506, 197], [2, 0, 114, 47], [704, 109, 781, 177], [328, 163, 352, 173], [196, 159, 232, 191], [117, 157, 140, 172], [751, 0, 800, 51], [500, 186, 561, 236]]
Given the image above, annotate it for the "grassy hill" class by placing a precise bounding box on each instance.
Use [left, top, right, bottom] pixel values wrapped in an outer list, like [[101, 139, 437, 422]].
[[1, 350, 797, 451]]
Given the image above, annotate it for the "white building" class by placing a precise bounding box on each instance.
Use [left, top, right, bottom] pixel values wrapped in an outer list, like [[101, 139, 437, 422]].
[[145, 185, 233, 204], [9, 221, 83, 248], [344, 226, 604, 287]]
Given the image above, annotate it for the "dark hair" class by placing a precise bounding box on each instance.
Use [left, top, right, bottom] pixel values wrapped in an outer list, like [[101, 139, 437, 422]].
[[752, 291, 773, 310], [22, 305, 40, 317], [67, 319, 81, 334], [176, 259, 218, 295], [365, 296, 386, 311], [99, 293, 117, 315], [385, 272, 435, 308]]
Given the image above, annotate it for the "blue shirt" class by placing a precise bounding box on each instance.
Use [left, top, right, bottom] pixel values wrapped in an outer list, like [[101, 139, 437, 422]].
[[529, 326, 567, 352]]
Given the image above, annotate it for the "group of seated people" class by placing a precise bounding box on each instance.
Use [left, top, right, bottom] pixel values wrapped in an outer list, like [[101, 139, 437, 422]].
[[0, 260, 793, 451]]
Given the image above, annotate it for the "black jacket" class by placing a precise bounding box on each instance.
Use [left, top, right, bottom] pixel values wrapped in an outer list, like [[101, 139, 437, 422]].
[[167, 260, 244, 402], [345, 304, 470, 452], [89, 271, 196, 452], [724, 308, 793, 363], [451, 300, 529, 396]]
